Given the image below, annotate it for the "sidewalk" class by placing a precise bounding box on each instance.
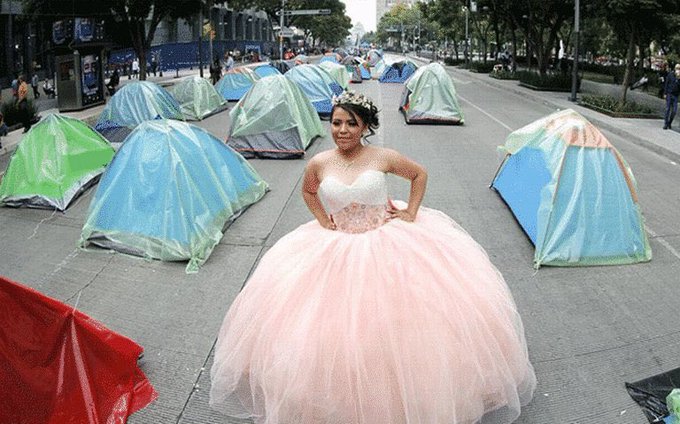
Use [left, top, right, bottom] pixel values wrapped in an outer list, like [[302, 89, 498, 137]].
[[408, 55, 680, 164]]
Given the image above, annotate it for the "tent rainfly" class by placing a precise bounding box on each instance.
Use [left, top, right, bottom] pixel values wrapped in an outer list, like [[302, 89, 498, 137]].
[[169, 75, 227, 120], [399, 63, 464, 125]]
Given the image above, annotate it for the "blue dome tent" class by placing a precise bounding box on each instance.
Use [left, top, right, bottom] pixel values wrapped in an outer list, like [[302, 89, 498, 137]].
[[252, 64, 281, 78], [94, 81, 183, 143], [379, 60, 418, 83], [215, 68, 260, 101], [490, 109, 651, 268], [80, 120, 268, 273], [285, 65, 343, 116]]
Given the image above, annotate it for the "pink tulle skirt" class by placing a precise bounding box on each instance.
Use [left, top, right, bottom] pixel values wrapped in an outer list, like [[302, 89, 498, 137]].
[[210, 205, 536, 423]]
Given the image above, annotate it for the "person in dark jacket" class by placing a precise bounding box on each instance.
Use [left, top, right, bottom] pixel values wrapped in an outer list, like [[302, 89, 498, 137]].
[[663, 64, 680, 130]]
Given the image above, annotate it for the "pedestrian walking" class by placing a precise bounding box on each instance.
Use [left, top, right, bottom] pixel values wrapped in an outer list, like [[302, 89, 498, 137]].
[[151, 54, 158, 77], [663, 64, 680, 130], [209, 59, 221, 85], [16, 75, 33, 133], [224, 52, 234, 72], [209, 90, 536, 423], [31, 73, 40, 99], [132, 58, 140, 79], [0, 112, 8, 148]]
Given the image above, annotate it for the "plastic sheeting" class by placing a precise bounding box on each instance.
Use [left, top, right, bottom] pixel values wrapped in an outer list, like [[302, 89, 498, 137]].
[[0, 114, 115, 210], [80, 119, 268, 273], [626, 367, 680, 423], [286, 64, 343, 116], [372, 59, 387, 80], [94, 81, 183, 136], [319, 54, 340, 64], [228, 75, 324, 158], [215, 68, 260, 101], [253, 64, 281, 78], [399, 62, 464, 125], [319, 61, 350, 90], [366, 49, 383, 66], [0, 275, 157, 423], [491, 109, 652, 268], [169, 75, 227, 120], [341, 56, 372, 80]]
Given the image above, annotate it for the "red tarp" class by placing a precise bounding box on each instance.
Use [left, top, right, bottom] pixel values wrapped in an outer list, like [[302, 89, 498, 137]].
[[0, 276, 157, 423]]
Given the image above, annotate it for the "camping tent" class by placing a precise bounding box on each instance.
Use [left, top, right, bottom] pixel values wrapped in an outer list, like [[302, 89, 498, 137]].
[[285, 64, 344, 116], [399, 63, 464, 124], [319, 54, 340, 64], [94, 81, 183, 143], [490, 109, 652, 268], [169, 75, 227, 120], [346, 64, 363, 83], [0, 114, 114, 210], [379, 60, 418, 83], [253, 63, 281, 78], [372, 59, 387, 80], [227, 75, 324, 158], [0, 275, 157, 423], [366, 49, 383, 66], [80, 120, 269, 273], [271, 60, 294, 74], [215, 68, 260, 101], [319, 61, 350, 90], [341, 56, 371, 79]]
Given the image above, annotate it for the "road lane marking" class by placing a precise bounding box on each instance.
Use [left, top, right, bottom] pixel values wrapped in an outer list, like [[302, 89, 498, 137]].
[[457, 94, 514, 132], [645, 225, 680, 261]]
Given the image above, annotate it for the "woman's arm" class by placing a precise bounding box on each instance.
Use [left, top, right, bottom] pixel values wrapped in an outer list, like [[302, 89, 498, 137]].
[[384, 148, 428, 222], [301, 158, 336, 230]]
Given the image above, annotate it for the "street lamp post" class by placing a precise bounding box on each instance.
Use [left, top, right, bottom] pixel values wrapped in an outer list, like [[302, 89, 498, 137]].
[[279, 0, 285, 60], [570, 0, 580, 102], [464, 4, 469, 66]]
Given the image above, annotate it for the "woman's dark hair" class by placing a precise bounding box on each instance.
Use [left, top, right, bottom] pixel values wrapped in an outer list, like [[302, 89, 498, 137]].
[[331, 102, 380, 141]]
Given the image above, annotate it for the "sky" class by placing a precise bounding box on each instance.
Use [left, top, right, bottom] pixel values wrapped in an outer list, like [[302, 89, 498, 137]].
[[341, 0, 377, 32]]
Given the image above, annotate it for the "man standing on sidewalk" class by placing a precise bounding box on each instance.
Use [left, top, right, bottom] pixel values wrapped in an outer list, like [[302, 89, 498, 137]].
[[663, 64, 680, 130]]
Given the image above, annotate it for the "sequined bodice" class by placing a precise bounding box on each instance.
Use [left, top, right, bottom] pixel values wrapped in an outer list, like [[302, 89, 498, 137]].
[[319, 170, 389, 234]]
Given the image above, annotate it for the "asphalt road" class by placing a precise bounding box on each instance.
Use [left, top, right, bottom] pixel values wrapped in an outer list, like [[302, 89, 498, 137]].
[[1, 55, 679, 423]]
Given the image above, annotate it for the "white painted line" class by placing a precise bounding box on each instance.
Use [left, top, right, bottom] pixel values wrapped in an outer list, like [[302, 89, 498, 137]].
[[458, 94, 514, 132], [645, 225, 680, 262]]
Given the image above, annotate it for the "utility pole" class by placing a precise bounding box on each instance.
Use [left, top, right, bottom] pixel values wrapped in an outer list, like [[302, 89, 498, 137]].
[[279, 0, 285, 60], [198, 8, 204, 77], [570, 0, 580, 102], [464, 3, 469, 67]]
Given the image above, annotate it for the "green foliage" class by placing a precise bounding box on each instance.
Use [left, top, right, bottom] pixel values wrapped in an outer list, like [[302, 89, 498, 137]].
[[490, 70, 519, 80], [1, 100, 38, 127], [467, 61, 496, 73], [517, 71, 576, 91], [444, 57, 465, 66], [291, 0, 352, 46], [581, 94, 654, 114]]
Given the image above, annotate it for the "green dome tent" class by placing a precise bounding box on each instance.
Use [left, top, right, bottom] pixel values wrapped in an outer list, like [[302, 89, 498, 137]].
[[399, 63, 464, 125], [227, 75, 324, 158], [318, 62, 350, 90], [169, 75, 227, 120], [0, 114, 114, 211]]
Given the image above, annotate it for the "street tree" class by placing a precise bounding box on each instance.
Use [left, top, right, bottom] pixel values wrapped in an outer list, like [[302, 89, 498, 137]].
[[376, 3, 419, 49], [422, 0, 465, 59], [289, 0, 352, 47]]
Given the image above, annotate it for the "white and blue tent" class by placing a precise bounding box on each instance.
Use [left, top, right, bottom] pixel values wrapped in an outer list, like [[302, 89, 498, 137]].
[[285, 65, 343, 116], [490, 109, 651, 268], [94, 81, 183, 143], [80, 120, 268, 273]]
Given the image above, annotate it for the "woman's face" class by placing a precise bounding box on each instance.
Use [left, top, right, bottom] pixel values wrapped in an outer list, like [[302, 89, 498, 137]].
[[331, 107, 367, 151]]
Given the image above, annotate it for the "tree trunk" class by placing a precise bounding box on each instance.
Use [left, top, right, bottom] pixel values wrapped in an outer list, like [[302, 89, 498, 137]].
[[620, 25, 637, 105]]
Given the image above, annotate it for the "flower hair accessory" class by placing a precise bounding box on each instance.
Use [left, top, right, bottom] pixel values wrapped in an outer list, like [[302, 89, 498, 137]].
[[332, 90, 374, 111]]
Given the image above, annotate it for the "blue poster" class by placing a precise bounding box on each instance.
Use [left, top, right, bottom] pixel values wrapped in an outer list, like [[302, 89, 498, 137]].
[[53, 21, 65, 45], [75, 18, 94, 43], [82, 54, 99, 96]]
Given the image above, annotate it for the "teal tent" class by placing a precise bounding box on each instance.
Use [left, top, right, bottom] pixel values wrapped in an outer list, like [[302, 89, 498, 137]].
[[491, 109, 651, 267], [169, 75, 227, 120], [227, 75, 324, 158], [94, 81, 183, 143], [80, 120, 268, 273], [399, 63, 464, 124]]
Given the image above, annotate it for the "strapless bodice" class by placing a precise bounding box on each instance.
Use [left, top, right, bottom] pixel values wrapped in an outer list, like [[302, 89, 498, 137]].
[[318, 170, 389, 234]]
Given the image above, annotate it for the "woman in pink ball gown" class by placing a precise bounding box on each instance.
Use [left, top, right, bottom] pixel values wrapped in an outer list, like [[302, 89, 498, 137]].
[[210, 90, 536, 423]]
